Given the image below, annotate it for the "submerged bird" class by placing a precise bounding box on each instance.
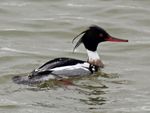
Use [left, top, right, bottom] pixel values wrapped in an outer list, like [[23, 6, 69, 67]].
[[13, 25, 128, 84]]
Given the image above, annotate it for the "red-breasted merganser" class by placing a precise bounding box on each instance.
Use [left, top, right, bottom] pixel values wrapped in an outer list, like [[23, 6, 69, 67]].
[[13, 25, 128, 84]]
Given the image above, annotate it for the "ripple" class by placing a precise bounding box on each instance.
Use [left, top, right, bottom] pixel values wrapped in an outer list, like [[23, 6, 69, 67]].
[[0, 2, 30, 7], [67, 3, 99, 8], [0, 98, 18, 108], [141, 106, 150, 111], [0, 47, 39, 55]]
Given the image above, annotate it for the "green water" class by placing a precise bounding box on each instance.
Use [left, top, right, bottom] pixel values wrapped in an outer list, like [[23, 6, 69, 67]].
[[0, 0, 150, 113]]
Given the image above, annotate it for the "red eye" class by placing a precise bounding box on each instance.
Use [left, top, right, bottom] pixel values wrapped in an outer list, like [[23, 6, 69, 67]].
[[99, 34, 103, 37]]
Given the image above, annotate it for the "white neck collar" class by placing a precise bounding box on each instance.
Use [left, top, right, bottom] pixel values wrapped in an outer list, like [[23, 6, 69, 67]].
[[86, 50, 100, 61], [86, 50, 104, 68]]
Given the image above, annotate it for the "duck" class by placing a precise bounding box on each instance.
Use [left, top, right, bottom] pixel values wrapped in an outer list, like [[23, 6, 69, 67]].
[[13, 25, 128, 84]]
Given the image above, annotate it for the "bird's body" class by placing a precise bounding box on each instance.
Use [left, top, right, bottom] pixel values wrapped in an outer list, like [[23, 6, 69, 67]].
[[30, 57, 91, 78], [13, 58, 97, 84]]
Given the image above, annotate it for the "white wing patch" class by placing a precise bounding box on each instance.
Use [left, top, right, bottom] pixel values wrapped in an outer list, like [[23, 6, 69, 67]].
[[50, 62, 91, 77]]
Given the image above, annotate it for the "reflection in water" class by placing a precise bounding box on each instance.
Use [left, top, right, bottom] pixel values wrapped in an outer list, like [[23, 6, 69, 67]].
[[80, 97, 106, 106], [78, 86, 107, 107], [74, 74, 108, 109], [35, 74, 109, 110], [11, 71, 132, 111]]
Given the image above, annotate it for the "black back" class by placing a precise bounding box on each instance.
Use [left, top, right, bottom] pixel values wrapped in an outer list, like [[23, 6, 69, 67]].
[[39, 57, 84, 69], [29, 57, 85, 78]]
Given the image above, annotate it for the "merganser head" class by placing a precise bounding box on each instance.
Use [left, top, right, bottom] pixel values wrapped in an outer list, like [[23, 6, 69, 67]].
[[72, 25, 128, 67]]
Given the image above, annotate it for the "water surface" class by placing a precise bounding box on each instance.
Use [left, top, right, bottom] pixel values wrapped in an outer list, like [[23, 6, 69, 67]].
[[0, 0, 150, 113]]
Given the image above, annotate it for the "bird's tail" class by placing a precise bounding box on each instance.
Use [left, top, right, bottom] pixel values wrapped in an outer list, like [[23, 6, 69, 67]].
[[12, 75, 40, 85]]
